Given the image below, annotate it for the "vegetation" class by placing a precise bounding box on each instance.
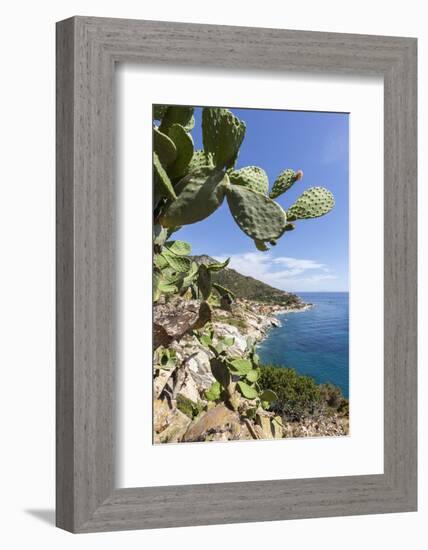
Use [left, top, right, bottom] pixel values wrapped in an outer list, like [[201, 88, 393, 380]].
[[258, 364, 349, 421], [152, 105, 337, 436], [153, 104, 335, 307], [195, 329, 278, 415], [192, 255, 303, 307]]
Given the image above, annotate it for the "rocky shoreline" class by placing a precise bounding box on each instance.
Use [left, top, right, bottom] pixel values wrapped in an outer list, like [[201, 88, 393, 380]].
[[153, 295, 348, 444]]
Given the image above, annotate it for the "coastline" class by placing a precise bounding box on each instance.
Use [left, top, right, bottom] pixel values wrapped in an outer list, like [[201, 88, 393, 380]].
[[153, 294, 348, 444]]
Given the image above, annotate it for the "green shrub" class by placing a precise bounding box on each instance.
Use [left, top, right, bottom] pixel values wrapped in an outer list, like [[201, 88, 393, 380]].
[[258, 364, 348, 421]]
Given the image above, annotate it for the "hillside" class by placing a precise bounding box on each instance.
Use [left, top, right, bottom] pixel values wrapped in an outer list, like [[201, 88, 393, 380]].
[[192, 255, 306, 308]]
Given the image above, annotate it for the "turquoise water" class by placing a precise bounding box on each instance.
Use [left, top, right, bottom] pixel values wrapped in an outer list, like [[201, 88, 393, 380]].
[[257, 292, 349, 398]]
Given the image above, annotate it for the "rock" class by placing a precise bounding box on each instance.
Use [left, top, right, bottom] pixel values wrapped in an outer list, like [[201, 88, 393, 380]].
[[271, 416, 284, 438], [153, 298, 211, 347], [153, 398, 171, 433], [153, 366, 175, 399], [175, 368, 200, 404], [154, 398, 192, 444], [184, 349, 215, 391], [282, 414, 349, 438], [183, 404, 252, 442], [156, 408, 192, 444], [256, 414, 274, 439], [215, 323, 247, 355]]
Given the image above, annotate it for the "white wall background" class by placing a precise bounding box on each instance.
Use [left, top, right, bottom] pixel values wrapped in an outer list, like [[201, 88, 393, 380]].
[[0, 1, 425, 547]]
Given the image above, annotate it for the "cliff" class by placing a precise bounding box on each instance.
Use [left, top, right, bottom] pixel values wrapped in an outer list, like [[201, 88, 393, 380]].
[[153, 296, 348, 444]]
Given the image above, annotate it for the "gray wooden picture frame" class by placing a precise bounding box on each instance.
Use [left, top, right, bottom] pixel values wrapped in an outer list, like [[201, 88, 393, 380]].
[[56, 16, 417, 533]]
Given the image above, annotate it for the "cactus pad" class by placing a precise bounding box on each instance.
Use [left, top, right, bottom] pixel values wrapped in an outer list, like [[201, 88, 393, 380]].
[[269, 169, 303, 199], [187, 150, 214, 173], [159, 105, 194, 133], [153, 152, 176, 202], [159, 167, 228, 227], [202, 108, 246, 169], [153, 105, 168, 121], [164, 240, 192, 256], [287, 186, 335, 220], [197, 264, 212, 300], [229, 166, 269, 195], [162, 250, 191, 272], [226, 185, 287, 242], [153, 128, 177, 167], [167, 123, 194, 179]]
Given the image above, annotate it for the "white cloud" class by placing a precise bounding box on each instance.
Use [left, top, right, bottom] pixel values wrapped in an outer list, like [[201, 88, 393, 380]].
[[215, 252, 338, 292]]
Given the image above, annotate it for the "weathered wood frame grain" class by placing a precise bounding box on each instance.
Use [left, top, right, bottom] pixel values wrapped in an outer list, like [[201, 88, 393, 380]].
[[56, 16, 417, 533]]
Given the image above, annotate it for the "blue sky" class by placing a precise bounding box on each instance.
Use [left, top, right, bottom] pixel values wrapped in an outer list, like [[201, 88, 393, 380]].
[[175, 107, 349, 292]]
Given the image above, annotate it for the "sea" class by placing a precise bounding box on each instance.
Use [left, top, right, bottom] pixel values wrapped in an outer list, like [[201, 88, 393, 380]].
[[257, 292, 349, 398]]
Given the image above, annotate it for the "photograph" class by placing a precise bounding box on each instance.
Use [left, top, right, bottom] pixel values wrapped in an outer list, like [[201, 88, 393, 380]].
[[153, 104, 349, 444]]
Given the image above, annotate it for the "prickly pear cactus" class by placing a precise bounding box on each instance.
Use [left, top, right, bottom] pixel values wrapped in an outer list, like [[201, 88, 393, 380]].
[[153, 105, 335, 253], [166, 123, 194, 180], [269, 169, 303, 199], [159, 167, 229, 227], [229, 166, 269, 195], [153, 127, 177, 168], [153, 105, 169, 121], [226, 185, 287, 242], [159, 105, 195, 133], [287, 186, 335, 220], [153, 152, 176, 203], [202, 108, 246, 169]]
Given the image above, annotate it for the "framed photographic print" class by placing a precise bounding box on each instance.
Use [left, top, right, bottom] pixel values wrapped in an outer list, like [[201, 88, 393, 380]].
[[56, 17, 417, 532]]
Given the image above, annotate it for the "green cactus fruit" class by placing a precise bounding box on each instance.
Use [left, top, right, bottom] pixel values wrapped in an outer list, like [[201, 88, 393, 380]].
[[187, 150, 214, 173], [153, 152, 177, 202], [153, 105, 168, 121], [159, 167, 229, 228], [226, 185, 287, 242], [236, 380, 258, 400], [287, 186, 335, 221], [153, 128, 177, 167], [159, 106, 194, 133], [167, 123, 194, 180], [197, 264, 212, 300], [202, 108, 246, 169], [164, 240, 191, 256], [229, 166, 269, 195], [269, 169, 303, 199]]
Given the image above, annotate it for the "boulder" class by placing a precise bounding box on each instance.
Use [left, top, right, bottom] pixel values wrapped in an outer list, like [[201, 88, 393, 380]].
[[153, 298, 211, 348], [175, 369, 200, 404], [256, 414, 274, 439], [214, 323, 248, 355], [183, 404, 252, 442], [154, 401, 192, 444], [153, 366, 175, 399]]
